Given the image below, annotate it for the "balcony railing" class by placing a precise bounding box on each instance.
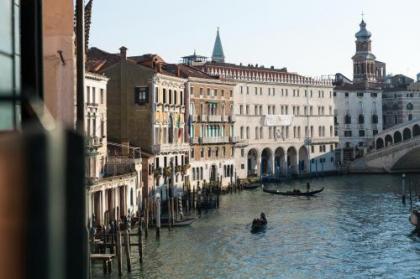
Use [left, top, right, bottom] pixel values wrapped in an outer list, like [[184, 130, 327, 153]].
[[152, 143, 190, 153], [86, 136, 102, 148], [190, 137, 199, 144], [208, 115, 222, 122], [309, 137, 339, 144], [201, 136, 229, 144], [229, 136, 239, 143]]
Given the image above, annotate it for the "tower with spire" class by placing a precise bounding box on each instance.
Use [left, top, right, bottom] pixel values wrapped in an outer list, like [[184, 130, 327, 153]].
[[352, 18, 385, 85], [211, 28, 225, 63]]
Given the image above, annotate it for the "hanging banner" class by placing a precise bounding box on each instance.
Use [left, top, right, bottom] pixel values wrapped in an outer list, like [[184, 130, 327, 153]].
[[264, 115, 293, 126]]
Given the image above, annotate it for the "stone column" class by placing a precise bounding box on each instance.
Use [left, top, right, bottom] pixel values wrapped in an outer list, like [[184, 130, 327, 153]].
[[100, 189, 105, 226]]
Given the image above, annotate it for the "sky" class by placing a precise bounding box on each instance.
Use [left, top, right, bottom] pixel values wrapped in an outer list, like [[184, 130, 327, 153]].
[[90, 0, 420, 80]]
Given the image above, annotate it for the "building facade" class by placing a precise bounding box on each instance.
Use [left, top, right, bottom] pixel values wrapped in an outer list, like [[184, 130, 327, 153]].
[[181, 66, 236, 188], [193, 30, 338, 179], [333, 19, 385, 163], [197, 62, 337, 179], [89, 47, 190, 198], [383, 75, 419, 129], [85, 72, 141, 227]]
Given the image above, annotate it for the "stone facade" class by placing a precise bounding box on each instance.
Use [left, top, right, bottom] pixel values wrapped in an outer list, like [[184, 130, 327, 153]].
[[85, 72, 142, 226], [333, 85, 382, 161], [198, 63, 338, 179], [98, 48, 189, 197], [186, 76, 236, 188], [333, 19, 385, 163]]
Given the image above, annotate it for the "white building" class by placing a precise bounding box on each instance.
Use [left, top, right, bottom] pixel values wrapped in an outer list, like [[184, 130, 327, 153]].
[[196, 30, 338, 179], [333, 19, 385, 163], [198, 64, 337, 178], [85, 72, 142, 227]]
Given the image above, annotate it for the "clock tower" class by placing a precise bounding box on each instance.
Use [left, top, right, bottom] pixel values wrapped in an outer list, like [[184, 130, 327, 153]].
[[352, 19, 379, 84]]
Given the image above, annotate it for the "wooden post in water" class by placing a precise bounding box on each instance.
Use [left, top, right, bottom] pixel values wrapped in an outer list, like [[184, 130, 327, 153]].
[[156, 194, 161, 240], [138, 219, 143, 264], [116, 230, 123, 276], [123, 230, 132, 272], [145, 198, 149, 238], [402, 173, 406, 204], [171, 197, 176, 225]]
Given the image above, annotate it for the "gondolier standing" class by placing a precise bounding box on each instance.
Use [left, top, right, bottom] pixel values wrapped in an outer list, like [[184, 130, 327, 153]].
[[306, 182, 310, 192]]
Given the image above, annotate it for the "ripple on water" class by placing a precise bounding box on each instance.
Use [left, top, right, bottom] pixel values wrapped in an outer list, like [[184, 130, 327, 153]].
[[92, 175, 420, 279]]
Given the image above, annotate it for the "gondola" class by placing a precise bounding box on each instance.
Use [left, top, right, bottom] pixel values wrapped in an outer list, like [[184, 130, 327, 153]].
[[251, 222, 267, 233], [262, 185, 324, 196], [251, 213, 267, 233], [160, 217, 196, 228], [243, 183, 261, 190]]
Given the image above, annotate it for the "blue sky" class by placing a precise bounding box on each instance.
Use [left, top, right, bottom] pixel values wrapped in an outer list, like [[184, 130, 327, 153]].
[[90, 0, 420, 79]]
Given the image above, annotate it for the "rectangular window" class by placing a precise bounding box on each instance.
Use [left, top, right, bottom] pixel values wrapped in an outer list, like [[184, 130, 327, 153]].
[[359, 130, 365, 137], [344, 130, 352, 137], [134, 86, 149, 105], [100, 89, 104, 104], [357, 92, 363, 97]]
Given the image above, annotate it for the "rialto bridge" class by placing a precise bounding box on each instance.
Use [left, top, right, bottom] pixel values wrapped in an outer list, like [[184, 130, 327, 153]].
[[350, 119, 420, 173]]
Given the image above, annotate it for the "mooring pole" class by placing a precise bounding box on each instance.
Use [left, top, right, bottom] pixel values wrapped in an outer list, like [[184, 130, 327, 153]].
[[402, 173, 406, 205]]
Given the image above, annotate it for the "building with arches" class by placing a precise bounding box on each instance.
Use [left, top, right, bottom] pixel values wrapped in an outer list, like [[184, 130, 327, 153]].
[[333, 19, 385, 163], [195, 29, 338, 179]]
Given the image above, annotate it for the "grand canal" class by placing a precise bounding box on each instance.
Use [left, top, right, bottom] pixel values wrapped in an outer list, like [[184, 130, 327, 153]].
[[93, 175, 420, 279]]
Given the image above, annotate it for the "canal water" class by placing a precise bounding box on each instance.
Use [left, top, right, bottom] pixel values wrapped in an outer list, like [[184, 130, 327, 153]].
[[93, 175, 420, 279]]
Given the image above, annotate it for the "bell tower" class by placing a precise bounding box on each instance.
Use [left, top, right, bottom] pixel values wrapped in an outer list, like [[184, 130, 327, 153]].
[[352, 19, 377, 84]]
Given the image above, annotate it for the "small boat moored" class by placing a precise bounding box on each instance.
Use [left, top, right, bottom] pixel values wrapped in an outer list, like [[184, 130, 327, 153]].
[[262, 185, 324, 196], [243, 183, 261, 190], [409, 209, 420, 230]]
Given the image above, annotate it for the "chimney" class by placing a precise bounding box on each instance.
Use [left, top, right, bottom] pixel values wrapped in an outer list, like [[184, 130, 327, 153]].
[[119, 46, 127, 60]]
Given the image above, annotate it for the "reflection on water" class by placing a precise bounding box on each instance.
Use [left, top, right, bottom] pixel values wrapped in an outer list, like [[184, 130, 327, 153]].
[[93, 175, 420, 279]]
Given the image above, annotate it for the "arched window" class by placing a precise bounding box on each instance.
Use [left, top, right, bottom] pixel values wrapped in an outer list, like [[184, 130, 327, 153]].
[[358, 114, 364, 124], [372, 114, 378, 124], [344, 115, 351, 124], [130, 188, 134, 206]]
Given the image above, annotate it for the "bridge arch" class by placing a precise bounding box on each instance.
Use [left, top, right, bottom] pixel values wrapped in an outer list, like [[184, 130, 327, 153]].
[[385, 135, 393, 146], [274, 147, 285, 177], [403, 128, 411, 141], [376, 138, 384, 149], [394, 131, 402, 144], [413, 124, 420, 137], [287, 146, 298, 175]]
